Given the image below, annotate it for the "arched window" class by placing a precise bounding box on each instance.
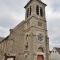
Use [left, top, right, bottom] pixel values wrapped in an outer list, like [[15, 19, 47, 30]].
[[27, 8, 29, 18], [26, 34, 28, 40], [25, 34, 28, 49], [26, 6, 31, 18], [40, 7, 43, 17], [30, 6, 31, 15], [38, 47, 44, 52], [36, 5, 39, 15]]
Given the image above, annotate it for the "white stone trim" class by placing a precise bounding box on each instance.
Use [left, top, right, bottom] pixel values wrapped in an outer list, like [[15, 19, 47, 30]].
[[36, 52, 45, 57], [24, 53, 28, 57], [8, 53, 16, 56]]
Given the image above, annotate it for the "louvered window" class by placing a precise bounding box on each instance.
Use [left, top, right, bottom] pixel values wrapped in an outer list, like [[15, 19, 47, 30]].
[[40, 7, 43, 17], [36, 5, 39, 15]]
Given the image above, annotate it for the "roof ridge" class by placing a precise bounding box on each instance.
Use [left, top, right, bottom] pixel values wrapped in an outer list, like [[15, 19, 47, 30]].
[[54, 47, 60, 48]]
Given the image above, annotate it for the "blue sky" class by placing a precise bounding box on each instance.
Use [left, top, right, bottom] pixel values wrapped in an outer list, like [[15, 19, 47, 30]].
[[0, 0, 60, 50]]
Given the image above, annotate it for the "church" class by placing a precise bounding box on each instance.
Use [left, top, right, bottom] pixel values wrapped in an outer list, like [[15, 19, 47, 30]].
[[0, 0, 49, 60]]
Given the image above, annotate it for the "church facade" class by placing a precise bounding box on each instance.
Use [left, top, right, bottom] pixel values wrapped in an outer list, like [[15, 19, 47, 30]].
[[0, 0, 49, 60]]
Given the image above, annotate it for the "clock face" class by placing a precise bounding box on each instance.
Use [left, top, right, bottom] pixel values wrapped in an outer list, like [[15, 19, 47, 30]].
[[37, 34, 43, 41]]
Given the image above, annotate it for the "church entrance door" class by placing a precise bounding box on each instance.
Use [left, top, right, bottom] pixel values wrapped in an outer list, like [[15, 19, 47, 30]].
[[37, 55, 44, 60]]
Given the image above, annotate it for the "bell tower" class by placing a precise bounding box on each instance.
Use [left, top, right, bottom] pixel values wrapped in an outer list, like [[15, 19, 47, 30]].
[[24, 0, 46, 20], [24, 0, 49, 60]]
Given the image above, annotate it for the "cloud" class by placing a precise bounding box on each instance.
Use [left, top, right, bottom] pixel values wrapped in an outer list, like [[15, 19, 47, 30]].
[[50, 0, 60, 12], [0, 12, 22, 28], [0, 0, 27, 28], [42, 0, 60, 49], [0, 0, 26, 37], [0, 26, 9, 37]]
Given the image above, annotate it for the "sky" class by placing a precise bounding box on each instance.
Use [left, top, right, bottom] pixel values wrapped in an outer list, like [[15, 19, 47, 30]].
[[0, 0, 60, 50]]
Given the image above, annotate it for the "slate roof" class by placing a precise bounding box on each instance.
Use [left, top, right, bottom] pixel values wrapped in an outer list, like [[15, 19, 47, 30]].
[[55, 47, 60, 54], [0, 37, 4, 42], [24, 0, 47, 8]]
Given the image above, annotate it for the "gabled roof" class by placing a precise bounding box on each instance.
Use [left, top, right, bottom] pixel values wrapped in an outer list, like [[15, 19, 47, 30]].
[[0, 36, 9, 43], [55, 47, 60, 54], [24, 0, 47, 8]]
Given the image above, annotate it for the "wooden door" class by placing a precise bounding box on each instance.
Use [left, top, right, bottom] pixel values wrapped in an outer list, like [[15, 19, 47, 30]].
[[5, 56, 15, 60], [37, 55, 44, 60]]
